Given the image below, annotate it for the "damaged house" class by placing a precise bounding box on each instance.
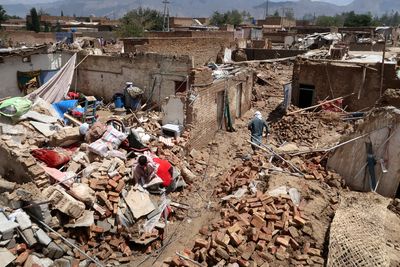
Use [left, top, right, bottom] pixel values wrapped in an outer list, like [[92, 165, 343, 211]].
[[291, 50, 400, 111], [76, 52, 253, 149]]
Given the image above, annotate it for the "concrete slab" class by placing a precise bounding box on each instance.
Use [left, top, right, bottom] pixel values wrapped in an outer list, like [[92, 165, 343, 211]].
[[0, 247, 16, 267]]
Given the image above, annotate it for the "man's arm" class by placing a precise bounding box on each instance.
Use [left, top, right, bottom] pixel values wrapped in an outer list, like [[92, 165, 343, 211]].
[[248, 119, 253, 131], [264, 120, 270, 134]]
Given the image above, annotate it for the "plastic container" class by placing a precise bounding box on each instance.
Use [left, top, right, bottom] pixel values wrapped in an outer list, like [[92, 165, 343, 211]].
[[113, 93, 124, 108]]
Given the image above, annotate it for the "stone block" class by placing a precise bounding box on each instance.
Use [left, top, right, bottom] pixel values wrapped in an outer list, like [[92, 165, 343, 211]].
[[42, 186, 85, 219]]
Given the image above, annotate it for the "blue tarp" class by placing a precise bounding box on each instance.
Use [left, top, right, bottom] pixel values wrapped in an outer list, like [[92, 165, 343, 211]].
[[52, 100, 78, 118], [56, 32, 74, 44], [40, 69, 59, 85]]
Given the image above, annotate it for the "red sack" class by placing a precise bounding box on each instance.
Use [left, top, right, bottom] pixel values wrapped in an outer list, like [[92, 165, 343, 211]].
[[31, 149, 71, 168], [153, 158, 173, 187]]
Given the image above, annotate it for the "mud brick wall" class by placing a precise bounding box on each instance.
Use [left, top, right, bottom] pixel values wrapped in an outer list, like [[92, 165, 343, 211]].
[[244, 49, 306, 60], [1, 30, 56, 46], [188, 70, 253, 149], [123, 37, 234, 67], [291, 59, 400, 111], [76, 53, 192, 104]]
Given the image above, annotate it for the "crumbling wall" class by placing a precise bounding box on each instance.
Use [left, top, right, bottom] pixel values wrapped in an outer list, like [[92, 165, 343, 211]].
[[0, 52, 72, 98], [122, 37, 233, 67], [327, 107, 400, 197], [188, 70, 253, 149], [76, 54, 192, 104], [291, 59, 400, 111], [1, 30, 56, 46], [244, 49, 306, 61]]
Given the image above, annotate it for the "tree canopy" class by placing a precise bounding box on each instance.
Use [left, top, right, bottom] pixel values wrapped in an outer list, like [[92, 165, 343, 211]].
[[0, 5, 7, 24], [27, 8, 41, 32], [118, 8, 163, 37], [313, 11, 400, 27], [210, 10, 244, 26]]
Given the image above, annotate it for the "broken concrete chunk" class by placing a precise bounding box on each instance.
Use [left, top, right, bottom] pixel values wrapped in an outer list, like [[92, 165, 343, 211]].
[[15, 211, 32, 230], [43, 241, 64, 259], [69, 183, 95, 204], [0, 247, 16, 267], [35, 228, 52, 246], [65, 210, 94, 228], [49, 127, 82, 147], [42, 186, 85, 219], [125, 186, 156, 219], [0, 178, 16, 193], [21, 228, 37, 247], [24, 254, 54, 267]]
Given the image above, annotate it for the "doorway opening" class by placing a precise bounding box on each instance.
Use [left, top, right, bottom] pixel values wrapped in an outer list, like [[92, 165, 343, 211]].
[[236, 83, 243, 118], [298, 84, 315, 108]]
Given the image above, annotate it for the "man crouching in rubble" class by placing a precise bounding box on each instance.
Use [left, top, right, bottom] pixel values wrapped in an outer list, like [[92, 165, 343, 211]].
[[248, 111, 269, 153], [133, 155, 185, 193]]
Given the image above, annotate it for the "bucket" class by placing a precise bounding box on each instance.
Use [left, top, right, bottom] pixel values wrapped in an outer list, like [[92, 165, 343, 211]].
[[113, 93, 124, 108]]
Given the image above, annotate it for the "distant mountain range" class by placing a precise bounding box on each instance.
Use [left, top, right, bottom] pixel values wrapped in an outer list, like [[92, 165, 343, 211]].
[[2, 0, 400, 19]]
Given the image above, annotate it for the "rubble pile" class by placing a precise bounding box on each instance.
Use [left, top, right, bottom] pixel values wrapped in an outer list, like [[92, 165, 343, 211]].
[[253, 63, 292, 101], [271, 111, 346, 146], [0, 97, 198, 266], [166, 159, 327, 266]]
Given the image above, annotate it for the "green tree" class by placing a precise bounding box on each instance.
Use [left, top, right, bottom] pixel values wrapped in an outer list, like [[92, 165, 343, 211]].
[[210, 10, 243, 26], [0, 5, 7, 25], [44, 22, 50, 32], [315, 15, 342, 27], [343, 11, 373, 27], [118, 8, 163, 37], [273, 10, 280, 17], [27, 8, 41, 32]]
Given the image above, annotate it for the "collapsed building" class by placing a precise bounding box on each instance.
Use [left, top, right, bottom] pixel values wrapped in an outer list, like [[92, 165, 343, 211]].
[[0, 20, 399, 267]]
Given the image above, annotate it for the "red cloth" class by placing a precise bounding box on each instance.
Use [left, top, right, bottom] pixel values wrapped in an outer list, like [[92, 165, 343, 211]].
[[153, 158, 172, 187], [31, 149, 70, 168]]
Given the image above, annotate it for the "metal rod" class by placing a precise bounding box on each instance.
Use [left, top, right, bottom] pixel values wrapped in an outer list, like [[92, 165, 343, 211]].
[[247, 139, 304, 176], [29, 214, 105, 267], [176, 252, 202, 266]]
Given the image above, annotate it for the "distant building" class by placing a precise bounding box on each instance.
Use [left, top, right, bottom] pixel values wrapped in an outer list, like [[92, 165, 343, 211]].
[[257, 16, 296, 28]]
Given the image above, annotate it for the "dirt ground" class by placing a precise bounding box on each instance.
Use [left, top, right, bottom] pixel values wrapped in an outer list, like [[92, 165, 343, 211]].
[[134, 62, 400, 267]]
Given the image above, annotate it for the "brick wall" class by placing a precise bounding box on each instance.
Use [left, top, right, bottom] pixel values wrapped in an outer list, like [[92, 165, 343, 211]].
[[122, 37, 234, 67], [244, 49, 306, 60], [291, 59, 400, 111], [1, 30, 56, 46], [76, 53, 192, 104], [188, 70, 253, 149]]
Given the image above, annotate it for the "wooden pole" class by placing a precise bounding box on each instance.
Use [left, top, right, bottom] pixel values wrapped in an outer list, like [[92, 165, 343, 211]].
[[287, 94, 354, 115], [379, 35, 387, 97]]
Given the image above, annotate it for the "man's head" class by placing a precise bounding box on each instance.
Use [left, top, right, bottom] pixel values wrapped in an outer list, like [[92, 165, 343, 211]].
[[254, 111, 262, 119], [138, 155, 148, 166]]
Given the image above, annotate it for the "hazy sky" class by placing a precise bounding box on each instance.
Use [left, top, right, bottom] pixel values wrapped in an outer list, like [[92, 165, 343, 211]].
[[0, 0, 355, 4]]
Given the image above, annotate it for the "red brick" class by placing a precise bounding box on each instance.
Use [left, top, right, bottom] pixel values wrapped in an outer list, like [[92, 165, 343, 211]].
[[108, 179, 118, 188], [250, 214, 265, 229], [294, 216, 306, 226], [115, 180, 125, 192], [15, 251, 30, 265], [194, 238, 209, 249], [276, 236, 290, 247]]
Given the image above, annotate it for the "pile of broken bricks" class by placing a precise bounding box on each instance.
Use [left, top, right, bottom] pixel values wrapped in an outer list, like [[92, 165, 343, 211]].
[[0, 109, 198, 267], [270, 111, 346, 146], [168, 192, 324, 267], [165, 159, 326, 267]]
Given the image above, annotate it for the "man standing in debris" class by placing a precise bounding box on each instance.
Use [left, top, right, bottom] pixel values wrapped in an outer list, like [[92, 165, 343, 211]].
[[248, 111, 269, 153]]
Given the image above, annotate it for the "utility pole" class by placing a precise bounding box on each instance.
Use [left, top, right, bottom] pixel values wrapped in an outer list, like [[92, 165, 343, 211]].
[[265, 0, 269, 19], [162, 0, 170, 32]]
